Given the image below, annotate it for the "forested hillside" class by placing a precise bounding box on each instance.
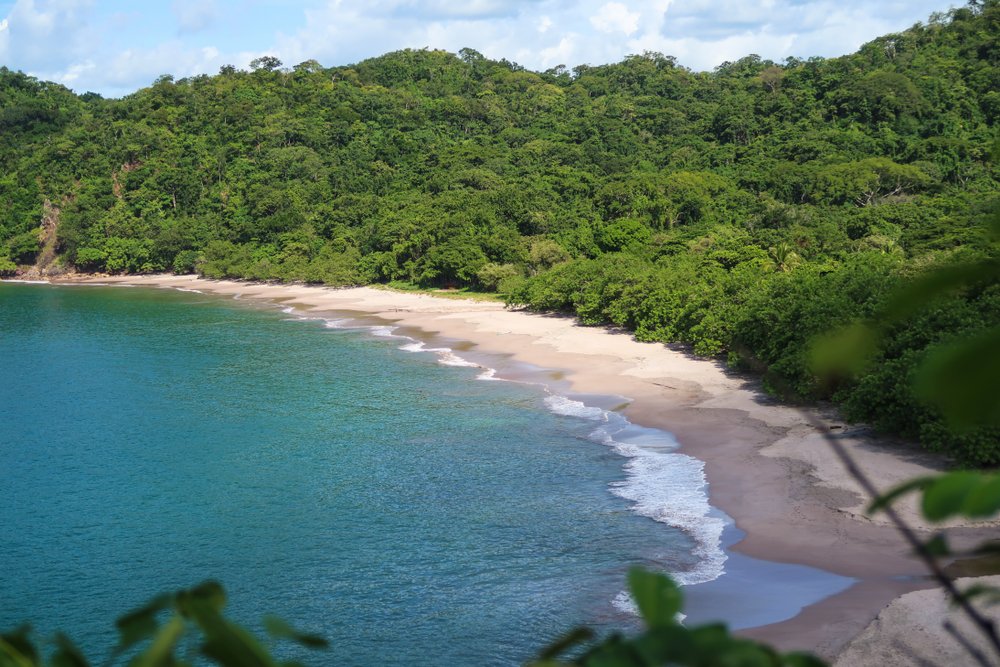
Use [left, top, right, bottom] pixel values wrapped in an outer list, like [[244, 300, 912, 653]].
[[1, 2, 998, 462]]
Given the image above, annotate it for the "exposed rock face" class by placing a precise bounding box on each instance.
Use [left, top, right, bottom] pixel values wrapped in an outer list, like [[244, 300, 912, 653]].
[[111, 161, 142, 200], [19, 199, 66, 278], [35, 200, 61, 269], [835, 575, 1000, 667]]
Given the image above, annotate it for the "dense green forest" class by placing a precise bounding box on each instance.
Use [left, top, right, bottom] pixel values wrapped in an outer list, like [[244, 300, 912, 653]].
[[1, 2, 997, 463]]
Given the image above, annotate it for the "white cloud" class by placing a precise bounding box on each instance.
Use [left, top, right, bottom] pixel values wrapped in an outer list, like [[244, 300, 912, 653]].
[[0, 0, 957, 96], [172, 0, 218, 34], [624, 0, 942, 70], [0, 0, 94, 69], [266, 0, 946, 78], [0, 19, 8, 61], [539, 34, 577, 68], [36, 41, 225, 95], [590, 2, 641, 36], [55, 59, 94, 84], [391, 0, 522, 19], [104, 42, 223, 86]]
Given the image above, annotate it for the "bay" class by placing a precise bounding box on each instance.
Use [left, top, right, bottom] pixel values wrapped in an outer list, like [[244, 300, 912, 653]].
[[0, 283, 701, 665]]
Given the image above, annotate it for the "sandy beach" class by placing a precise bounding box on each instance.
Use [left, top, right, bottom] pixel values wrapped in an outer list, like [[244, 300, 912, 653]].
[[44, 274, 998, 662]]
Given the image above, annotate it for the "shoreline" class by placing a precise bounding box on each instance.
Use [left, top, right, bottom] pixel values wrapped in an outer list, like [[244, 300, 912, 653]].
[[19, 274, 995, 659]]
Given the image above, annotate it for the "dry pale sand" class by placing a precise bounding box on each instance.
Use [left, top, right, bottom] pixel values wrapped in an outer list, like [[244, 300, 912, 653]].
[[52, 274, 1000, 662], [834, 576, 1000, 667]]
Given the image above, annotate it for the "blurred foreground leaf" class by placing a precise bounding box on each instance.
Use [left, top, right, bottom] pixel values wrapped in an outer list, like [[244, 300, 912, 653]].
[[50, 634, 87, 667], [923, 472, 986, 521], [533, 569, 825, 666], [0, 626, 39, 667], [914, 326, 1000, 431], [262, 618, 328, 650], [0, 583, 326, 667], [131, 616, 184, 667], [627, 568, 683, 629], [881, 259, 1000, 325], [113, 594, 171, 656], [809, 322, 880, 385], [872, 472, 1000, 522]]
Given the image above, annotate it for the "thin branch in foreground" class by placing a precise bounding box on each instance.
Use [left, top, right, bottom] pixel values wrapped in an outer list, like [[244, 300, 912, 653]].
[[802, 410, 1000, 663], [944, 619, 992, 667]]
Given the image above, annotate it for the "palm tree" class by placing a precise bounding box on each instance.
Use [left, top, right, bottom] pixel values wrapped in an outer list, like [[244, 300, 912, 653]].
[[768, 242, 801, 272]]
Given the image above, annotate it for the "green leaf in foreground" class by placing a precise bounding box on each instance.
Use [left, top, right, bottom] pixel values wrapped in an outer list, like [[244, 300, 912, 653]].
[[922, 472, 987, 522], [531, 627, 595, 663], [962, 475, 1000, 518], [130, 615, 184, 667], [262, 618, 328, 650], [923, 533, 952, 558], [175, 581, 227, 617], [880, 260, 1000, 325], [867, 476, 935, 515], [873, 472, 1000, 525], [49, 634, 88, 667], [199, 618, 277, 667], [914, 326, 1000, 431], [808, 322, 880, 382], [626, 568, 683, 628], [113, 594, 172, 656], [955, 584, 1000, 607], [0, 626, 39, 667]]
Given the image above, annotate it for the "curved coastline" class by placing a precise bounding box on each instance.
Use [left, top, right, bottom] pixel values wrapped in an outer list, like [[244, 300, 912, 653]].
[[276, 298, 731, 590], [31, 273, 996, 660]]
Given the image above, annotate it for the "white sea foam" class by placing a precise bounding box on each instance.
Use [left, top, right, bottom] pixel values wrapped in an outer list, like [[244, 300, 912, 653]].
[[610, 446, 726, 585], [543, 395, 607, 421], [611, 591, 686, 624], [279, 308, 484, 370], [611, 591, 638, 615], [260, 290, 726, 599], [175, 287, 203, 293], [477, 368, 504, 381], [279, 305, 328, 325], [438, 352, 479, 367], [44, 281, 123, 287], [544, 392, 728, 594], [2, 279, 50, 284], [398, 339, 480, 368]]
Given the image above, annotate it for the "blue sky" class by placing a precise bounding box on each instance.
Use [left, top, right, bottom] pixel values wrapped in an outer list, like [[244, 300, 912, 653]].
[[0, 0, 959, 97]]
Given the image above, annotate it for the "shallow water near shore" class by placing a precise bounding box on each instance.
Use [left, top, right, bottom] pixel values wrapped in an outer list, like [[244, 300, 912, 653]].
[[1, 281, 851, 664]]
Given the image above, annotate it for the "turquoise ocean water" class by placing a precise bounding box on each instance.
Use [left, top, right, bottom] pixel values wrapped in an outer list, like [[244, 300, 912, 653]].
[[1, 282, 727, 665], [0, 282, 855, 665]]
